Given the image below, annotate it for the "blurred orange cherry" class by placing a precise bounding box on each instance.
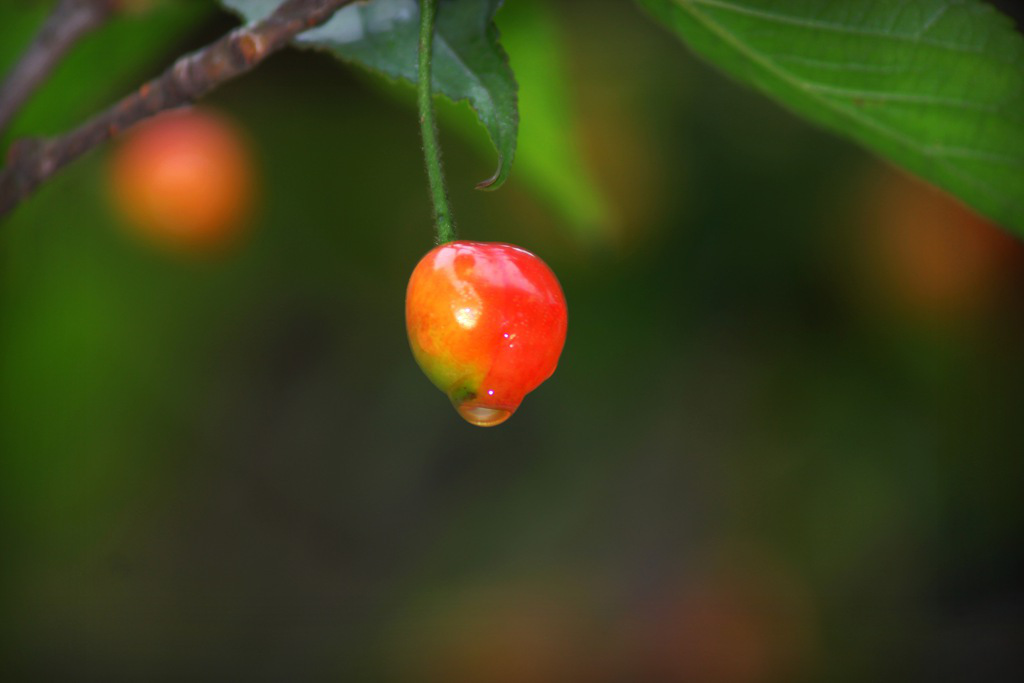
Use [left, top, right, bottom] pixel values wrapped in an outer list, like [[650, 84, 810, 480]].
[[858, 168, 1023, 320], [109, 107, 254, 252]]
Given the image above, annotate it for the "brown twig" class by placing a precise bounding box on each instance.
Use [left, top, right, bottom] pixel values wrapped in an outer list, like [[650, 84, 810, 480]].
[[0, 0, 120, 135], [0, 0, 356, 219]]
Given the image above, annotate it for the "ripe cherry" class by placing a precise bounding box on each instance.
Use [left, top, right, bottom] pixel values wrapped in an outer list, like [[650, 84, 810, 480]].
[[406, 241, 568, 427], [108, 107, 254, 252]]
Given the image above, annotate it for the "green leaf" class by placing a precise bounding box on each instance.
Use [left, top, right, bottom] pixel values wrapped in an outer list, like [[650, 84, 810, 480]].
[[221, 0, 517, 190], [638, 0, 1024, 235]]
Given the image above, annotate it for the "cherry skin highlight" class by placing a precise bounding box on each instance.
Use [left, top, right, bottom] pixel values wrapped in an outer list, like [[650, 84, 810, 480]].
[[109, 107, 253, 252], [406, 241, 568, 427]]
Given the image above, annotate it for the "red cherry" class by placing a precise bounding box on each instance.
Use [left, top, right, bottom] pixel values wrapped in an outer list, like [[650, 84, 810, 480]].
[[406, 241, 568, 427]]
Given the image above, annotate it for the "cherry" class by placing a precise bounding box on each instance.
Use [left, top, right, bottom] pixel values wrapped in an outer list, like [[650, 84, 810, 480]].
[[857, 167, 1023, 321], [108, 107, 254, 252], [406, 241, 568, 427]]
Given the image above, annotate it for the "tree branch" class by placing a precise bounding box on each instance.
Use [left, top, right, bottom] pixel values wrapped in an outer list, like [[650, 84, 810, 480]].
[[0, 0, 120, 135], [0, 0, 356, 220]]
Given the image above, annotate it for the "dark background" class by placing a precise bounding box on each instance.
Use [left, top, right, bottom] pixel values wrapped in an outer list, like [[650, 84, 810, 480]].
[[2, 1, 1024, 680]]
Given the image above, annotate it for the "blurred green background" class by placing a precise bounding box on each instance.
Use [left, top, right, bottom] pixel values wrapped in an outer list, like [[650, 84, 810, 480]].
[[3, 1, 1024, 680]]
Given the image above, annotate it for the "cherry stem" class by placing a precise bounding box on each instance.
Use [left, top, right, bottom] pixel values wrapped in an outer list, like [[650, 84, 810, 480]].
[[417, 0, 456, 244]]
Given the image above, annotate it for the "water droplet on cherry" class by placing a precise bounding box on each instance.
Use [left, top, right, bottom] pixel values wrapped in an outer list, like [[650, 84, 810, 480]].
[[457, 403, 513, 427]]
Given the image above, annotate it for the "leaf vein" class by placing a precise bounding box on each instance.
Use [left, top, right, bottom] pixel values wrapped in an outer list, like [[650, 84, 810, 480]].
[[774, 54, 911, 74], [802, 82, 1005, 116], [686, 0, 994, 60]]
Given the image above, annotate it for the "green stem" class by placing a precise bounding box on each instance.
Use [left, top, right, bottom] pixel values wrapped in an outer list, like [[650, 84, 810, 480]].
[[418, 0, 455, 244]]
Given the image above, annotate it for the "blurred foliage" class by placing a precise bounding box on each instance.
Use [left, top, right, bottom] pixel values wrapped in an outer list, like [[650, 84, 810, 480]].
[[3, 0, 1024, 680], [495, 0, 611, 239]]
